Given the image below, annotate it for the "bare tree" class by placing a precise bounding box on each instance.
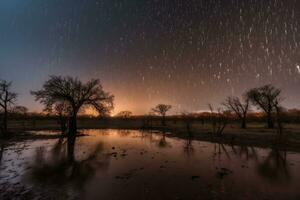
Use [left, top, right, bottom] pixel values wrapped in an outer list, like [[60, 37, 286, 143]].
[[246, 84, 281, 129], [208, 104, 228, 136], [181, 111, 193, 137], [222, 96, 250, 129], [31, 76, 114, 138], [12, 106, 28, 115], [152, 104, 172, 126], [0, 80, 17, 134], [116, 111, 133, 118], [143, 111, 155, 129]]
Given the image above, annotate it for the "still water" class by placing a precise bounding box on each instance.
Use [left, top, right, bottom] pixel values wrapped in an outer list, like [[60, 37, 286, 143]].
[[0, 129, 300, 200]]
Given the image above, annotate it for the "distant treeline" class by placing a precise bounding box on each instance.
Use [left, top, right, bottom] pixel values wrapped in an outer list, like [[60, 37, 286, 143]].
[[0, 76, 297, 139], [2, 109, 300, 124]]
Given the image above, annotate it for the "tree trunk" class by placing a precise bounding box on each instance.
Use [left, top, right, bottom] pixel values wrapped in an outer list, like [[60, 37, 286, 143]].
[[267, 113, 274, 129], [162, 115, 166, 126], [59, 116, 67, 135], [241, 117, 247, 129], [68, 115, 77, 136], [186, 121, 193, 137], [186, 122, 190, 134], [3, 105, 8, 134], [0, 145, 3, 163]]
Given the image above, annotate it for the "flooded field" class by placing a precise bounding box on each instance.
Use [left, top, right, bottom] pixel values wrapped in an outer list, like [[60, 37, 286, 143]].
[[1, 129, 300, 200]]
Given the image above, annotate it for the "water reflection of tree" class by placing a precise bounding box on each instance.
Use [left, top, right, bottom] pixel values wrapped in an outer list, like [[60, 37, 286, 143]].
[[212, 142, 260, 163], [158, 132, 171, 148], [28, 139, 110, 189], [212, 142, 231, 161], [211, 143, 291, 184], [213, 143, 291, 183], [158, 134, 167, 148], [230, 145, 258, 161], [257, 149, 291, 183], [183, 137, 194, 157], [117, 130, 131, 137]]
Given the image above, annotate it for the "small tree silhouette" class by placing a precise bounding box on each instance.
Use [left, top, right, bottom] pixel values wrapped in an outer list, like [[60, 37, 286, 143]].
[[116, 111, 132, 118], [208, 104, 228, 136], [246, 84, 281, 129], [12, 106, 28, 116], [222, 96, 250, 129], [152, 104, 172, 126], [0, 80, 17, 135], [143, 111, 155, 129], [181, 111, 193, 137], [31, 76, 114, 139]]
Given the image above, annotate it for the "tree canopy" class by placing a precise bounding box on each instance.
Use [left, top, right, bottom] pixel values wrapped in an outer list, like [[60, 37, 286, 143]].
[[152, 104, 172, 117], [246, 84, 282, 128], [31, 76, 114, 117]]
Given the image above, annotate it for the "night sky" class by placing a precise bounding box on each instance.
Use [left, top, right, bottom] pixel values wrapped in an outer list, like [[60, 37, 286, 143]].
[[1, 0, 300, 114]]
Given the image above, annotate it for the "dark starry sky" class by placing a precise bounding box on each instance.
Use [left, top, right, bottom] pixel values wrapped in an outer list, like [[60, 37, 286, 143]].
[[0, 0, 300, 114]]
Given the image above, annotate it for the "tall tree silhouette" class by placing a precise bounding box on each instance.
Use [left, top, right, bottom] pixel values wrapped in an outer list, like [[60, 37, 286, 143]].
[[0, 80, 17, 134], [246, 85, 281, 129], [223, 96, 250, 129], [152, 104, 172, 126], [31, 76, 114, 154]]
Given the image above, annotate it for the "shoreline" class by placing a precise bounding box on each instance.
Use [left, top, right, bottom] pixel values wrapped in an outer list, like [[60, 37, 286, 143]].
[[1, 126, 300, 152]]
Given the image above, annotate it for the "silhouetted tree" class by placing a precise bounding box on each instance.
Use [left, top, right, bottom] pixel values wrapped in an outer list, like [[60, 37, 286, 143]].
[[0, 80, 17, 134], [181, 111, 193, 137], [12, 106, 28, 115], [143, 111, 155, 129], [208, 104, 228, 136], [246, 84, 281, 128], [31, 76, 114, 155], [116, 110, 132, 118], [222, 96, 250, 129], [152, 104, 172, 126]]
